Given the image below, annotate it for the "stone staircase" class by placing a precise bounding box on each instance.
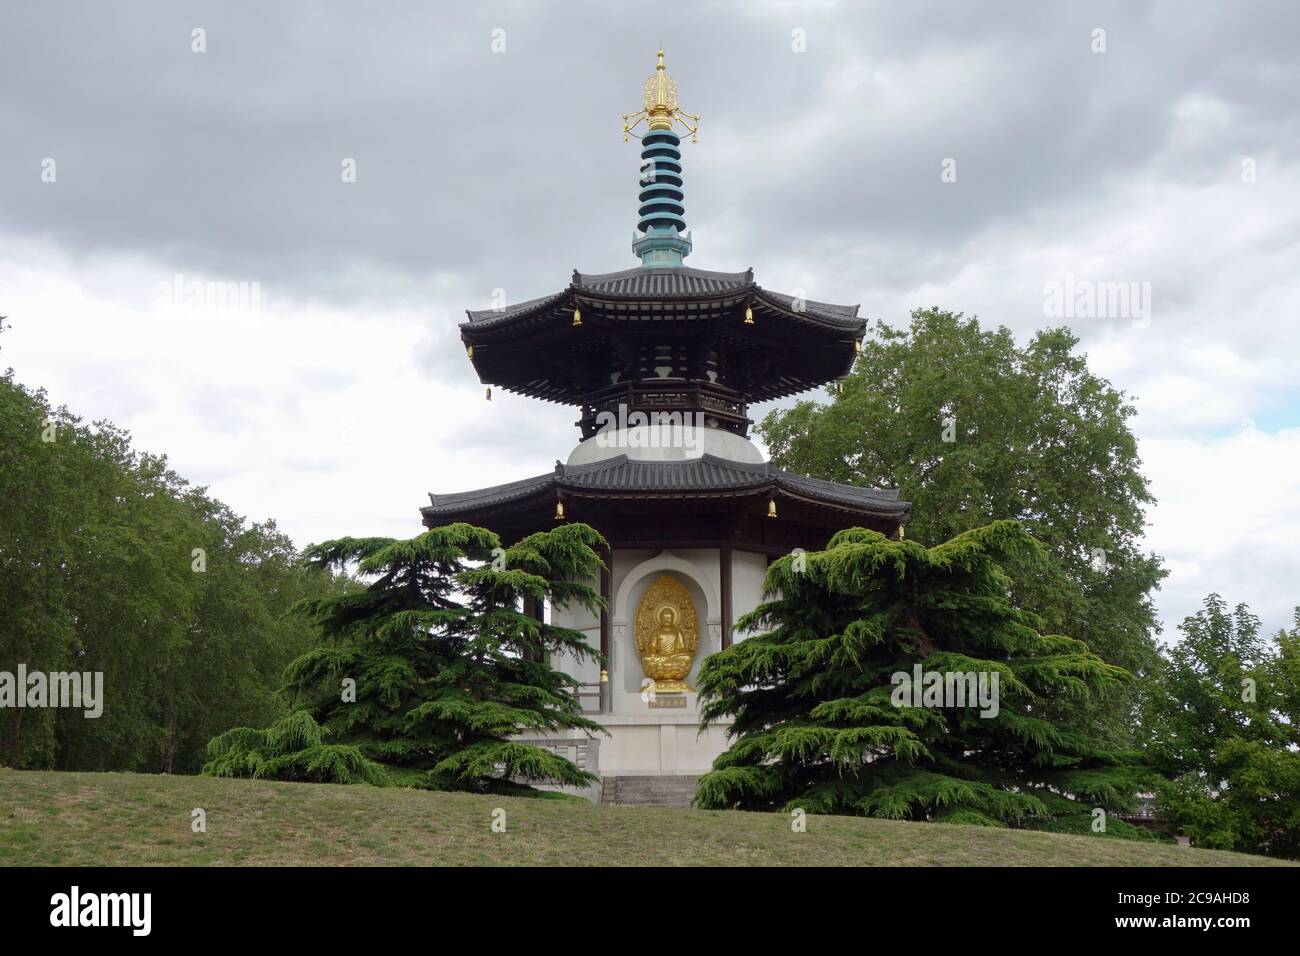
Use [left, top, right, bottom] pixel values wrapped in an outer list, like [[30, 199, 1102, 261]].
[[601, 775, 700, 808]]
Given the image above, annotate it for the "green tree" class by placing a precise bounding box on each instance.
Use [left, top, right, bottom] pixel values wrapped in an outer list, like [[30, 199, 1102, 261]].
[[695, 521, 1151, 836], [1145, 595, 1300, 858], [148, 506, 345, 774], [0, 369, 341, 772], [207, 522, 608, 794], [758, 309, 1165, 741], [0, 374, 79, 767], [204, 710, 384, 785]]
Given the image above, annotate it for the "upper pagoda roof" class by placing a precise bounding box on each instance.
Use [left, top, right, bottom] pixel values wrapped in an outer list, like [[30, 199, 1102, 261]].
[[463, 266, 863, 332], [459, 266, 866, 407]]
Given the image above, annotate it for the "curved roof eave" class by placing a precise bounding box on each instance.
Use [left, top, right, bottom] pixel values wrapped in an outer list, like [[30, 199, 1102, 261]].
[[422, 455, 909, 523], [459, 267, 866, 336]]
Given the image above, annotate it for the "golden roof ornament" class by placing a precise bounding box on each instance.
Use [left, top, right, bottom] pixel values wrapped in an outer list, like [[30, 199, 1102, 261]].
[[622, 49, 700, 141]]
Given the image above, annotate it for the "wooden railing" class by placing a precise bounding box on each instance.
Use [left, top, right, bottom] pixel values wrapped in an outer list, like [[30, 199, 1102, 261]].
[[577, 382, 751, 438]]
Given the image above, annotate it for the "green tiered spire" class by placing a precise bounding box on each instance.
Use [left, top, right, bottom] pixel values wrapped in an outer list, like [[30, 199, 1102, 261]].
[[622, 51, 700, 267]]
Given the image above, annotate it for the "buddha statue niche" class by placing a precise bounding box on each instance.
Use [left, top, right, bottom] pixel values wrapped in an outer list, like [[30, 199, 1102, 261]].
[[635, 574, 700, 693]]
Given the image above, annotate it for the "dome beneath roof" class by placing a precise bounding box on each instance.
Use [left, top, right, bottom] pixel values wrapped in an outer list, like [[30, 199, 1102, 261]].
[[567, 425, 764, 467]]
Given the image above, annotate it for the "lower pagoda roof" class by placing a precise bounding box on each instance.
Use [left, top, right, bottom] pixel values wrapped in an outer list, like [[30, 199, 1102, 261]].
[[422, 454, 910, 536]]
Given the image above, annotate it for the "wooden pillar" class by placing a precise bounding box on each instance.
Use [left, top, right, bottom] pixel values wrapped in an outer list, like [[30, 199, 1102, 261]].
[[720, 542, 733, 650], [600, 547, 612, 713]]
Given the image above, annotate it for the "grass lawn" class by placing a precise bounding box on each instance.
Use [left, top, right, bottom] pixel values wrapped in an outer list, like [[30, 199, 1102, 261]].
[[0, 768, 1290, 867]]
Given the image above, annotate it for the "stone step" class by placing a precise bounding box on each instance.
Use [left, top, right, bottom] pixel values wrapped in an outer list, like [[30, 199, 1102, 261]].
[[601, 775, 700, 807]]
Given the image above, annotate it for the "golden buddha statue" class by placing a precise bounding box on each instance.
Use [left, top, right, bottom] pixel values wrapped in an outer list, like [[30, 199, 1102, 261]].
[[635, 574, 700, 693]]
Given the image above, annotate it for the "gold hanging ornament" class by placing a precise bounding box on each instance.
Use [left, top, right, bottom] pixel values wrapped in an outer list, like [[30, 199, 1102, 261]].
[[898, 524, 906, 540], [767, 497, 778, 518], [572, 306, 582, 327], [466, 345, 474, 359], [744, 305, 754, 325], [554, 498, 566, 521], [485, 387, 492, 401]]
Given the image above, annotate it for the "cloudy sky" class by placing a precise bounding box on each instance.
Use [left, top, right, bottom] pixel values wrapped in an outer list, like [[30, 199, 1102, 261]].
[[2, 1, 1297, 641]]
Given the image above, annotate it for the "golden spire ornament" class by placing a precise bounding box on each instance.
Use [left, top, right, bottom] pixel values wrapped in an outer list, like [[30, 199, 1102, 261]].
[[622, 49, 700, 141]]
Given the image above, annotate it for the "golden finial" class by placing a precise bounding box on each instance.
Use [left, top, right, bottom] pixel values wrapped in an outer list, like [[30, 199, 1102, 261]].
[[767, 498, 778, 519], [622, 49, 700, 143], [744, 305, 754, 324], [554, 499, 566, 521], [572, 306, 582, 327]]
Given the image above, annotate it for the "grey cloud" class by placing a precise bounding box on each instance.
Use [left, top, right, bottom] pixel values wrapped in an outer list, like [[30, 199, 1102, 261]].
[[3, 1, 1295, 310]]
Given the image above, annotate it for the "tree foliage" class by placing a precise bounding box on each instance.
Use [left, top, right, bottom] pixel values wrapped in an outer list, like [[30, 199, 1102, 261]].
[[758, 309, 1166, 742], [204, 711, 384, 785], [1145, 595, 1300, 858], [206, 522, 609, 794], [0, 370, 343, 773], [695, 521, 1151, 836]]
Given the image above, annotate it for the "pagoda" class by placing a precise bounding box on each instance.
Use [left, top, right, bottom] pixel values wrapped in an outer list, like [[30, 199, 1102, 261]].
[[423, 51, 910, 788]]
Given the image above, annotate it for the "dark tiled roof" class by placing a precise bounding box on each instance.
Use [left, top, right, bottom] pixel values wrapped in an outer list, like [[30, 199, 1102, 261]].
[[572, 266, 754, 297], [758, 288, 861, 323], [423, 472, 555, 512], [461, 266, 862, 331], [463, 289, 570, 328], [424, 454, 908, 520]]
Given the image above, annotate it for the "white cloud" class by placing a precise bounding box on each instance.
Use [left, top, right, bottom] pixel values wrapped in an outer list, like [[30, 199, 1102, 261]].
[[1143, 424, 1300, 639], [1, 245, 573, 548]]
